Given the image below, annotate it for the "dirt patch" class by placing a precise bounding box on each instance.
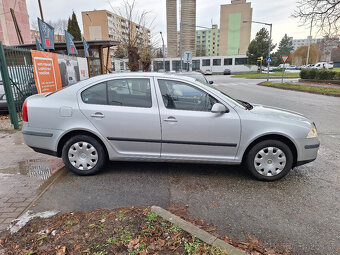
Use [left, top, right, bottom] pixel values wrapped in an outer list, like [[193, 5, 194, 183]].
[[0, 206, 291, 255], [0, 207, 229, 255]]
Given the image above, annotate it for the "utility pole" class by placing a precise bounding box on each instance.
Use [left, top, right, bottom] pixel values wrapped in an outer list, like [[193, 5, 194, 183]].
[[160, 31, 165, 70], [306, 19, 313, 65], [179, 22, 183, 72], [267, 23, 272, 82], [38, 0, 44, 21]]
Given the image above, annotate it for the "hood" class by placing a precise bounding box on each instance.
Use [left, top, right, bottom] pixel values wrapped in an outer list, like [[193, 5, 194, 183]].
[[250, 104, 311, 123]]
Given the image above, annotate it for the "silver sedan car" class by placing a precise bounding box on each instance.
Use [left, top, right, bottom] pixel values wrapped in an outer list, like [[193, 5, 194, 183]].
[[22, 73, 319, 181]]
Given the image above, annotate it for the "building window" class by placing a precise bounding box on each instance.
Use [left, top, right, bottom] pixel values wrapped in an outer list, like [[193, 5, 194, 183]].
[[224, 58, 232, 65], [235, 58, 248, 65], [202, 59, 211, 66], [213, 59, 221, 66]]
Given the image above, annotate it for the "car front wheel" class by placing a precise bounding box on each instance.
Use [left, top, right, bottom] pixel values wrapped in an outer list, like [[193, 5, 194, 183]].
[[246, 140, 293, 181], [62, 135, 107, 176]]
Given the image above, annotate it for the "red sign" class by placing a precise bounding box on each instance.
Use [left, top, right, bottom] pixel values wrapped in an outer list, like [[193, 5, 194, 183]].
[[280, 55, 289, 64], [45, 39, 51, 47]]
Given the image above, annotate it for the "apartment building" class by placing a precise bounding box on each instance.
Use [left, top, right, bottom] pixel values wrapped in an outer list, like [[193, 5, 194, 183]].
[[196, 25, 220, 56], [0, 0, 31, 45], [219, 0, 252, 55], [82, 10, 151, 70], [290, 37, 323, 50], [30, 30, 65, 43]]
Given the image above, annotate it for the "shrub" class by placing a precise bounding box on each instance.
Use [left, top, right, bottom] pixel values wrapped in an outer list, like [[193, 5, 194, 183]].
[[300, 69, 309, 79], [317, 70, 337, 80], [300, 69, 339, 80]]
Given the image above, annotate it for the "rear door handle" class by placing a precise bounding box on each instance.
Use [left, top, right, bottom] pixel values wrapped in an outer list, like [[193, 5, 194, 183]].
[[164, 116, 177, 122], [91, 112, 105, 118]]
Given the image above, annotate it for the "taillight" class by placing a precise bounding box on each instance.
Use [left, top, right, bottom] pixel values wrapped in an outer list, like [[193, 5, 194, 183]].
[[22, 100, 28, 122]]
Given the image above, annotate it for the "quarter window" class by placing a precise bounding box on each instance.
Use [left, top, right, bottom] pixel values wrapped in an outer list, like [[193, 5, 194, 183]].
[[158, 79, 218, 112], [81, 82, 107, 105]]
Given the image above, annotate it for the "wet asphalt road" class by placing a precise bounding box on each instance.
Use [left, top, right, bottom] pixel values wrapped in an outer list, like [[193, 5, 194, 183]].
[[30, 76, 340, 255]]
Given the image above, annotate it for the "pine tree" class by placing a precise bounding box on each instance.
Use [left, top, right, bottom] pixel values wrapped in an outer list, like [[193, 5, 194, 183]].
[[67, 12, 81, 41], [246, 28, 276, 65], [272, 34, 294, 66]]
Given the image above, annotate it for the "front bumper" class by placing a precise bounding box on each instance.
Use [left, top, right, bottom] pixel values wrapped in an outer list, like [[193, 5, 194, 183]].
[[295, 137, 320, 166]]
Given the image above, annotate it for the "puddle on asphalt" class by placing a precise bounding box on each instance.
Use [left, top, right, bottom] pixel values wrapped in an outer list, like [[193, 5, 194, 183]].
[[0, 159, 64, 180]]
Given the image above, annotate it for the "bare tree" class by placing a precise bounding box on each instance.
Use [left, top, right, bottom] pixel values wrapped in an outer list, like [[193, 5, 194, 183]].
[[31, 19, 68, 35], [109, 0, 157, 71], [293, 0, 340, 37]]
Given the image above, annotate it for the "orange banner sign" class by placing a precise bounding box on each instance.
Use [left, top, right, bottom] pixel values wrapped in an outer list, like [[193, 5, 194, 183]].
[[31, 50, 62, 94]]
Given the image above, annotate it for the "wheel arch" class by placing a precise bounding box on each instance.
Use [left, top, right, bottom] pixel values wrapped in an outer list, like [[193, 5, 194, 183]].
[[242, 134, 298, 167], [57, 129, 109, 158]]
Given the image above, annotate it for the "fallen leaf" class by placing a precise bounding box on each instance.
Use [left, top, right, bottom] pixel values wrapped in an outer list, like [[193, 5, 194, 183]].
[[56, 245, 67, 255]]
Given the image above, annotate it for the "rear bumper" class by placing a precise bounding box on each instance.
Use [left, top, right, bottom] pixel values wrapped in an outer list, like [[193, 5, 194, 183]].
[[22, 122, 63, 156]]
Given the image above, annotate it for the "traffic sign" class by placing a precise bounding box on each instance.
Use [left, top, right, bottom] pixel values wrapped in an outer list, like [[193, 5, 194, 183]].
[[266, 56, 272, 63], [183, 51, 192, 64], [280, 55, 289, 64]]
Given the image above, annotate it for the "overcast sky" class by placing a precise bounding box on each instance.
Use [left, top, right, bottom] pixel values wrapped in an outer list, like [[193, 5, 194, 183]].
[[26, 0, 314, 48]]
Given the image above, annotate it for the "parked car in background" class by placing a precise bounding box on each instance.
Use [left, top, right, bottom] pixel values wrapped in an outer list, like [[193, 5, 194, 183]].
[[203, 69, 212, 75], [22, 72, 319, 181], [312, 62, 334, 70], [175, 71, 213, 85], [0, 84, 8, 112], [223, 69, 231, 75]]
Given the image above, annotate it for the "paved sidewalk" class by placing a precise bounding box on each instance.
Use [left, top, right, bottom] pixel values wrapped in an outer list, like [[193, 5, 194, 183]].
[[0, 130, 63, 232]]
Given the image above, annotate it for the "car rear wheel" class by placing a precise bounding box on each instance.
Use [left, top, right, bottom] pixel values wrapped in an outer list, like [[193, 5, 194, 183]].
[[62, 135, 106, 175], [246, 140, 293, 181]]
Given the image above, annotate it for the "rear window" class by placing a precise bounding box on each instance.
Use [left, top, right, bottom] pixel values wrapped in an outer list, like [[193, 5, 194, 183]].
[[81, 78, 152, 108]]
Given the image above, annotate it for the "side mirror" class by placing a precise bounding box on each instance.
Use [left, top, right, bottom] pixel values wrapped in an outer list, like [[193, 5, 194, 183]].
[[211, 103, 228, 113], [209, 81, 214, 84]]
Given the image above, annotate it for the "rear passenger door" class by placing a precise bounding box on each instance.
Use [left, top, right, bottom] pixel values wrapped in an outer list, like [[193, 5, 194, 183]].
[[79, 77, 161, 158]]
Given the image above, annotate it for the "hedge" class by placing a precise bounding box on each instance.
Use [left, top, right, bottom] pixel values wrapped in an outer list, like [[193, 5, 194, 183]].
[[300, 69, 339, 80]]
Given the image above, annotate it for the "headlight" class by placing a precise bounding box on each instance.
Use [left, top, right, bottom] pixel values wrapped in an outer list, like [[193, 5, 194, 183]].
[[307, 123, 318, 138]]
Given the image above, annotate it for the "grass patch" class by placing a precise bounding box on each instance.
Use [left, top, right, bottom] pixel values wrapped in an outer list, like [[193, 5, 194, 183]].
[[260, 81, 340, 96], [333, 67, 340, 73], [233, 72, 300, 79]]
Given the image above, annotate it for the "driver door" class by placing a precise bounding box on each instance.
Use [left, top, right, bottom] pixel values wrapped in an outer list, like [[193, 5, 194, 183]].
[[155, 78, 241, 161]]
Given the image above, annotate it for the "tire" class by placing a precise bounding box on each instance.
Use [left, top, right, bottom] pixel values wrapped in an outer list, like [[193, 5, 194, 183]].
[[62, 135, 107, 176], [246, 140, 293, 181]]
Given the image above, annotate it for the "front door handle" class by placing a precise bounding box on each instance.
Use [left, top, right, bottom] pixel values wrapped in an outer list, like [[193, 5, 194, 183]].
[[91, 112, 105, 118], [164, 116, 177, 122]]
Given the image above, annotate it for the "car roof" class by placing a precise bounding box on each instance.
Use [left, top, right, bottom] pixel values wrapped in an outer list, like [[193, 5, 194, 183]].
[[62, 72, 198, 92], [84, 72, 197, 84]]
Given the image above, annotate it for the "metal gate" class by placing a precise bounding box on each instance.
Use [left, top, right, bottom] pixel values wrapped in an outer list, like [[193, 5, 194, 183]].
[[0, 42, 37, 129]]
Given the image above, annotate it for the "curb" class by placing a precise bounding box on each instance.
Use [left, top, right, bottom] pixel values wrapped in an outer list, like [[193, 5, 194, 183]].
[[18, 166, 66, 218], [151, 206, 246, 255]]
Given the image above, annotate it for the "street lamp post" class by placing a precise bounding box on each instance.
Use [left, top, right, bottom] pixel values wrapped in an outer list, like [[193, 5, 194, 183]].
[[306, 19, 313, 66], [179, 23, 211, 72], [243, 20, 272, 82], [160, 31, 165, 71]]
